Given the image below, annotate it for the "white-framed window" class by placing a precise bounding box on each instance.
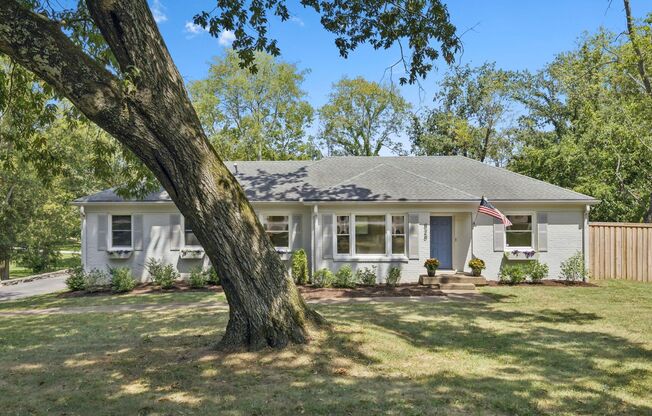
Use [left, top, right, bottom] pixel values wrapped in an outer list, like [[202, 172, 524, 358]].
[[505, 214, 534, 248], [110, 214, 132, 248], [336, 215, 351, 254], [182, 217, 201, 247], [332, 213, 407, 258], [262, 215, 290, 250], [391, 215, 406, 255]]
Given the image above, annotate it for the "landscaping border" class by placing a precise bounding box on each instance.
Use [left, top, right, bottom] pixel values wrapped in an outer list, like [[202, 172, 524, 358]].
[[0, 269, 71, 287]]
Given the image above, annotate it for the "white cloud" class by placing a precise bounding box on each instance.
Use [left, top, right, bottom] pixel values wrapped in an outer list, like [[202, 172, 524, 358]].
[[218, 30, 236, 46], [151, 0, 168, 23], [184, 21, 206, 38], [289, 16, 305, 27]]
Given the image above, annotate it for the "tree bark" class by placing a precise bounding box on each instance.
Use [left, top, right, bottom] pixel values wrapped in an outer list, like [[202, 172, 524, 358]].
[[0, 257, 9, 281], [0, 0, 322, 349]]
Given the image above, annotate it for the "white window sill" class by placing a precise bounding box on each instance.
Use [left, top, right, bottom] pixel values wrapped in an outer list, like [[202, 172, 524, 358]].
[[333, 255, 409, 263]]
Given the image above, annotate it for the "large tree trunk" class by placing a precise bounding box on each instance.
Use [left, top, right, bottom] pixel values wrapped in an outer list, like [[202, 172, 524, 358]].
[[0, 0, 322, 349], [0, 257, 9, 281]]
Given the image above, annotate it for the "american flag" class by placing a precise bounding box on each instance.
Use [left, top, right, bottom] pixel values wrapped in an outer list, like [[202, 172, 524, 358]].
[[478, 197, 512, 226]]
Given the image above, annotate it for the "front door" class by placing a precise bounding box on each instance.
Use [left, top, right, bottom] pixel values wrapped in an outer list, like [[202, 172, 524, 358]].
[[430, 216, 453, 269]]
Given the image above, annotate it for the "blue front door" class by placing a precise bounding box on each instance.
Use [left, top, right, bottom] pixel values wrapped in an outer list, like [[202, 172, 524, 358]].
[[430, 216, 453, 269]]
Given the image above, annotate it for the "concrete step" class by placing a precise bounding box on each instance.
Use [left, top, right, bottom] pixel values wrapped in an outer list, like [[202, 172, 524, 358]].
[[419, 274, 487, 286], [438, 282, 477, 291]]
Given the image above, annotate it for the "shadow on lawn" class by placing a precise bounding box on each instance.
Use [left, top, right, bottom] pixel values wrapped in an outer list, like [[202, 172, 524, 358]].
[[0, 297, 650, 415]]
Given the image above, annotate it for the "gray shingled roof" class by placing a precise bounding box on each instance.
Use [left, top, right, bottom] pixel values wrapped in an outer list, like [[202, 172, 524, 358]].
[[74, 156, 596, 203]]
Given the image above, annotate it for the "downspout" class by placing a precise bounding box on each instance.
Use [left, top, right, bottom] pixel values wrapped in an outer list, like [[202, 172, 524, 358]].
[[311, 204, 318, 275], [80, 206, 86, 271], [583, 204, 590, 279]]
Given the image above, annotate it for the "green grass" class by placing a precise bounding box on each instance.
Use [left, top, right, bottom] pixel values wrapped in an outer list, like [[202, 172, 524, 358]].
[[8, 251, 81, 279], [0, 280, 651, 415]]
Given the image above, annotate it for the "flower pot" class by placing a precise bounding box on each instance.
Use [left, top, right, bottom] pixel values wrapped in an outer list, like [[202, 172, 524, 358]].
[[471, 268, 482, 277], [426, 267, 437, 277]]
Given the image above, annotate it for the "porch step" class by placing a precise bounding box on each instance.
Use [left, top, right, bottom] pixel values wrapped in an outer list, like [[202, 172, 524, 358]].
[[438, 282, 477, 291], [419, 273, 488, 286]]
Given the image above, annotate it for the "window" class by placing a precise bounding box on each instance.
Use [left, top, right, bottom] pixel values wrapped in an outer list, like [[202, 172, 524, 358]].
[[391, 215, 406, 255], [263, 215, 289, 249], [505, 214, 533, 248], [355, 215, 386, 254], [184, 219, 201, 247], [111, 215, 132, 248], [336, 216, 350, 254]]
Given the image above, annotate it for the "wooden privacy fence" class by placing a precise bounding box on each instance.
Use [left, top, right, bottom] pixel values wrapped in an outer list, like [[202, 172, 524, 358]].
[[589, 222, 652, 282]]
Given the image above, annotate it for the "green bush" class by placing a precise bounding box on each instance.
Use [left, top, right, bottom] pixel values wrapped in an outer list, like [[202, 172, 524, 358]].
[[65, 267, 86, 291], [560, 251, 589, 282], [356, 266, 377, 286], [146, 258, 178, 289], [188, 267, 208, 289], [205, 267, 221, 285], [110, 267, 137, 293], [291, 249, 309, 285], [528, 260, 549, 283], [17, 245, 61, 273], [83, 268, 111, 292], [334, 265, 357, 288], [386, 266, 402, 287], [312, 268, 335, 288], [499, 264, 527, 285]]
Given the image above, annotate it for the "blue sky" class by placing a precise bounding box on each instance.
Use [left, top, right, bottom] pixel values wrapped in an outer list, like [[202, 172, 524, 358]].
[[152, 0, 650, 110]]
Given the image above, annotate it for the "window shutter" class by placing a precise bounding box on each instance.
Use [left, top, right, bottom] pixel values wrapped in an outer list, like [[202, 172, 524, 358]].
[[537, 212, 548, 252], [493, 219, 505, 252], [170, 214, 181, 251], [321, 214, 333, 259], [97, 214, 108, 251], [133, 214, 144, 251], [408, 213, 419, 259], [291, 215, 303, 250]]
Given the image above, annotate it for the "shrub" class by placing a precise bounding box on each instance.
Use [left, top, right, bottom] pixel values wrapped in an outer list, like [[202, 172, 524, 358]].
[[528, 260, 549, 283], [499, 264, 527, 285], [205, 267, 221, 285], [424, 258, 440, 269], [83, 268, 111, 292], [110, 267, 137, 293], [188, 267, 208, 289], [356, 266, 377, 286], [386, 266, 402, 287], [312, 268, 335, 288], [146, 258, 178, 289], [17, 245, 61, 273], [560, 251, 589, 282], [65, 267, 86, 291], [291, 249, 309, 285], [334, 265, 357, 288]]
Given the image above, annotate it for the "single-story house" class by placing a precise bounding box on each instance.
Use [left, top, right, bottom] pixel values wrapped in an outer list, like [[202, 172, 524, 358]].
[[72, 156, 598, 282]]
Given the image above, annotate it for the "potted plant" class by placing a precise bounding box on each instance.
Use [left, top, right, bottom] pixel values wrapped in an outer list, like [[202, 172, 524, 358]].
[[468, 258, 486, 277], [423, 258, 440, 277]]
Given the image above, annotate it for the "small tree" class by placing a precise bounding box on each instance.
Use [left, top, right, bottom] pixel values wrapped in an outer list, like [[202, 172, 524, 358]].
[[291, 249, 309, 285]]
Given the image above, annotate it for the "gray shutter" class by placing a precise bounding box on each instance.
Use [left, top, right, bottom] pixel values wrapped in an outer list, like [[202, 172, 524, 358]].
[[97, 214, 108, 251], [321, 214, 333, 259], [170, 214, 181, 251], [291, 215, 303, 250], [537, 212, 548, 252], [493, 219, 505, 252], [408, 213, 419, 259], [133, 214, 144, 250]]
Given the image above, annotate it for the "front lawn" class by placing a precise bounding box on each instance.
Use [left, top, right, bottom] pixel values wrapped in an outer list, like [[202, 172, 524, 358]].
[[0, 280, 650, 415]]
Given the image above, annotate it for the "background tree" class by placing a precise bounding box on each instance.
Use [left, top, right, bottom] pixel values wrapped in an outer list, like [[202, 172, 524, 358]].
[[410, 63, 514, 166], [0, 0, 459, 349], [190, 51, 318, 161], [319, 77, 411, 156]]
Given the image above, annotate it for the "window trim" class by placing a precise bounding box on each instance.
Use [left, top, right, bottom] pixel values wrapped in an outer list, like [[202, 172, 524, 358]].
[[108, 214, 133, 250], [504, 212, 536, 250], [331, 213, 408, 260], [262, 214, 292, 251], [181, 216, 203, 249]]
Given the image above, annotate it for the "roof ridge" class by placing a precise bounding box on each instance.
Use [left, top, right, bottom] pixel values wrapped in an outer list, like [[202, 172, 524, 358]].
[[457, 156, 594, 200], [384, 160, 480, 199]]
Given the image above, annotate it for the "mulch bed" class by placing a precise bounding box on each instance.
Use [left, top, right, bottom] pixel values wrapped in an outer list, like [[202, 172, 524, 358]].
[[58, 282, 224, 298], [298, 284, 444, 300], [486, 279, 597, 287]]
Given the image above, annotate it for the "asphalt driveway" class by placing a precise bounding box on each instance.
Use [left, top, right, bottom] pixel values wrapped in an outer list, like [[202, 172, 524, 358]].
[[0, 276, 68, 301]]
